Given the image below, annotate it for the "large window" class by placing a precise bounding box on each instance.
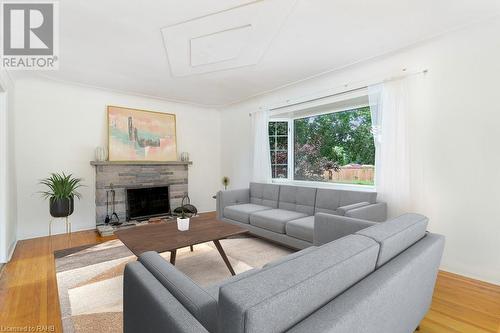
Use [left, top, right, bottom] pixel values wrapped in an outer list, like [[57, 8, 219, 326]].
[[269, 106, 375, 186]]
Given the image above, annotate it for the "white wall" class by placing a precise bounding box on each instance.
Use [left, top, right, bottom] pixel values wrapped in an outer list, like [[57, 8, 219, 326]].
[[220, 18, 500, 285], [0, 70, 17, 263], [14, 78, 221, 240]]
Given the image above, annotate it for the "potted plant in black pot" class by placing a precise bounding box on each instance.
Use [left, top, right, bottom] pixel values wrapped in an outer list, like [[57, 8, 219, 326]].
[[39, 172, 83, 218]]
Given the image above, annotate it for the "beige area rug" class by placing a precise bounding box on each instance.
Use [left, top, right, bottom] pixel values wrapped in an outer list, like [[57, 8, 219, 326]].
[[55, 236, 293, 333]]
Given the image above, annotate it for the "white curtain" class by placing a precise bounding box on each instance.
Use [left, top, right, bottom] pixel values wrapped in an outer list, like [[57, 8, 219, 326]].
[[369, 79, 411, 218], [251, 110, 272, 183]]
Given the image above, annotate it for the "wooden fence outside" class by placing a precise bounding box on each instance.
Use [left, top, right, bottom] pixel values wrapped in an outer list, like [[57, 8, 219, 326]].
[[323, 164, 374, 183]]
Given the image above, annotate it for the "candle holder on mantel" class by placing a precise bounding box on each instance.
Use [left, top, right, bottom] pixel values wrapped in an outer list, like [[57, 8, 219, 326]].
[[180, 152, 189, 162]]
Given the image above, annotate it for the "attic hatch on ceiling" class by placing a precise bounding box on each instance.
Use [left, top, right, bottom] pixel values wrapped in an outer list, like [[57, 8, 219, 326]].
[[190, 25, 252, 67], [161, 0, 296, 77]]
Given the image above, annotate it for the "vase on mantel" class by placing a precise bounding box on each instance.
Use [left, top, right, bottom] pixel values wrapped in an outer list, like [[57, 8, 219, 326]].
[[95, 147, 108, 162]]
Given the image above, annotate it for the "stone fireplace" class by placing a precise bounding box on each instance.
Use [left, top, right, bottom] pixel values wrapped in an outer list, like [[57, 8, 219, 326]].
[[90, 161, 192, 225]]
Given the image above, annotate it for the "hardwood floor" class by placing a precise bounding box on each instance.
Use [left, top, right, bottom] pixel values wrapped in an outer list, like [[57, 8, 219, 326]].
[[419, 271, 500, 333], [0, 229, 117, 332], [0, 219, 499, 332]]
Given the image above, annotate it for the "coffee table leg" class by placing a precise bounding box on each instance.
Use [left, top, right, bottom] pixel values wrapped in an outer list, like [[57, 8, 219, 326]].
[[170, 249, 177, 265], [213, 240, 235, 276]]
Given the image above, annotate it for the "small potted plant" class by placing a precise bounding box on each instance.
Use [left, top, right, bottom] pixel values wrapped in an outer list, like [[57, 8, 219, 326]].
[[176, 206, 190, 231], [222, 176, 230, 190], [39, 172, 83, 218]]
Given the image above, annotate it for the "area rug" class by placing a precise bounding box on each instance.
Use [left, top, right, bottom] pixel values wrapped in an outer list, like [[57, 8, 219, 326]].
[[55, 236, 293, 333]]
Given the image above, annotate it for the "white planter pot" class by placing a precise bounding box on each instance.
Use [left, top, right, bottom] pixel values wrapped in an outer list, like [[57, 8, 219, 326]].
[[177, 217, 190, 231]]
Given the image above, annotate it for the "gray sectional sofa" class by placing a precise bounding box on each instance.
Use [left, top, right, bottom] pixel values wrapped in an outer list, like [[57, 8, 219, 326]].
[[124, 213, 444, 333], [216, 182, 387, 249]]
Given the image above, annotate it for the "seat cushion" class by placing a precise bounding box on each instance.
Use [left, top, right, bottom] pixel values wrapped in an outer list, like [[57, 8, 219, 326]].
[[356, 213, 428, 268], [224, 203, 272, 224], [250, 209, 307, 234], [285, 216, 314, 242]]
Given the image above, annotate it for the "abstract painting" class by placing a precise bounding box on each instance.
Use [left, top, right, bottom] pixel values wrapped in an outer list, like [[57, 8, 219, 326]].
[[107, 106, 177, 161]]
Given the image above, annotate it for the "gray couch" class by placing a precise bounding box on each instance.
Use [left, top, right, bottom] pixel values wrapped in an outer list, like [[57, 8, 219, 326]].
[[216, 182, 387, 249], [123, 213, 444, 333]]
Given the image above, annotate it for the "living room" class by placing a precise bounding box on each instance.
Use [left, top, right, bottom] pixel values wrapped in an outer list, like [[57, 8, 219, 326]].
[[0, 1, 499, 333]]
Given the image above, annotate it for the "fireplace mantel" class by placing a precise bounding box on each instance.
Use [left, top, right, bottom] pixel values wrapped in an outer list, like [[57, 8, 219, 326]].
[[90, 161, 192, 166], [91, 160, 190, 225]]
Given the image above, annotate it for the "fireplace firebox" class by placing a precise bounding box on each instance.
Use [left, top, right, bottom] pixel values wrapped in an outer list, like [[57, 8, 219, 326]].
[[126, 186, 170, 221]]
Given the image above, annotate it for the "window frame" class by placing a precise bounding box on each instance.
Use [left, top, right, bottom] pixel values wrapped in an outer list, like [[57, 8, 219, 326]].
[[269, 103, 376, 191]]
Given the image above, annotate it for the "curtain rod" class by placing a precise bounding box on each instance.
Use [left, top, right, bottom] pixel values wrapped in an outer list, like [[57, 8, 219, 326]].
[[249, 68, 428, 116]]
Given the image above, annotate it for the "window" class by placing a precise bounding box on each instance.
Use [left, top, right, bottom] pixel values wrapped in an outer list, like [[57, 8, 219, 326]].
[[268, 121, 289, 179], [269, 106, 375, 186]]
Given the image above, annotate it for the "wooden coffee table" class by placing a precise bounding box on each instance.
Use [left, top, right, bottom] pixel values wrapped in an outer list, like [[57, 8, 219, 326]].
[[115, 215, 248, 275]]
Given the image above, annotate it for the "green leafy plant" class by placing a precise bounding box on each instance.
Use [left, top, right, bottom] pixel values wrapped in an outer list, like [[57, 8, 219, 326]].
[[39, 172, 84, 200], [180, 206, 187, 219]]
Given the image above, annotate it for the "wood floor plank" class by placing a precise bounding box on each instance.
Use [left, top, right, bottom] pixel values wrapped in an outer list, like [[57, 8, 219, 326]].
[[429, 297, 500, 332], [433, 285, 500, 318], [422, 310, 495, 333], [0, 212, 499, 333]]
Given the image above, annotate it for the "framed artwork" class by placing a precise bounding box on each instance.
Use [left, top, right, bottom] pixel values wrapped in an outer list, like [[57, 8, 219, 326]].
[[107, 106, 177, 161]]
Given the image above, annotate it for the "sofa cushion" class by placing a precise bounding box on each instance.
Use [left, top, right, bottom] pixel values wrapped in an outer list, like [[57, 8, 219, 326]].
[[339, 190, 377, 207], [250, 209, 307, 234], [208, 247, 317, 299], [278, 185, 317, 215], [206, 268, 262, 300], [217, 234, 379, 333], [356, 213, 428, 268], [250, 183, 280, 208], [315, 188, 342, 215], [224, 203, 272, 224], [264, 245, 317, 269], [285, 216, 314, 242]]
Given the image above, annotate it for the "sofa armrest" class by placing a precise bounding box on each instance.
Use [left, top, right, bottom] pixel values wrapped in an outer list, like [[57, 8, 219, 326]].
[[123, 261, 209, 333], [314, 213, 377, 246], [137, 252, 217, 332], [216, 188, 250, 219], [337, 202, 371, 215], [345, 202, 387, 222]]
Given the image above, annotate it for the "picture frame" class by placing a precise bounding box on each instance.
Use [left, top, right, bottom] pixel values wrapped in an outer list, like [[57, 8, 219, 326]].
[[107, 105, 177, 161]]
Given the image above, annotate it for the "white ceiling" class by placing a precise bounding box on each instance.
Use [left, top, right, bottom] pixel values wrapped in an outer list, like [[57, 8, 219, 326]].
[[19, 0, 500, 107]]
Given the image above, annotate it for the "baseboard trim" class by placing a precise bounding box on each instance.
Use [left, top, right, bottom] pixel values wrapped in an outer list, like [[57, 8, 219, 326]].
[[6, 239, 17, 261], [439, 269, 500, 288]]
